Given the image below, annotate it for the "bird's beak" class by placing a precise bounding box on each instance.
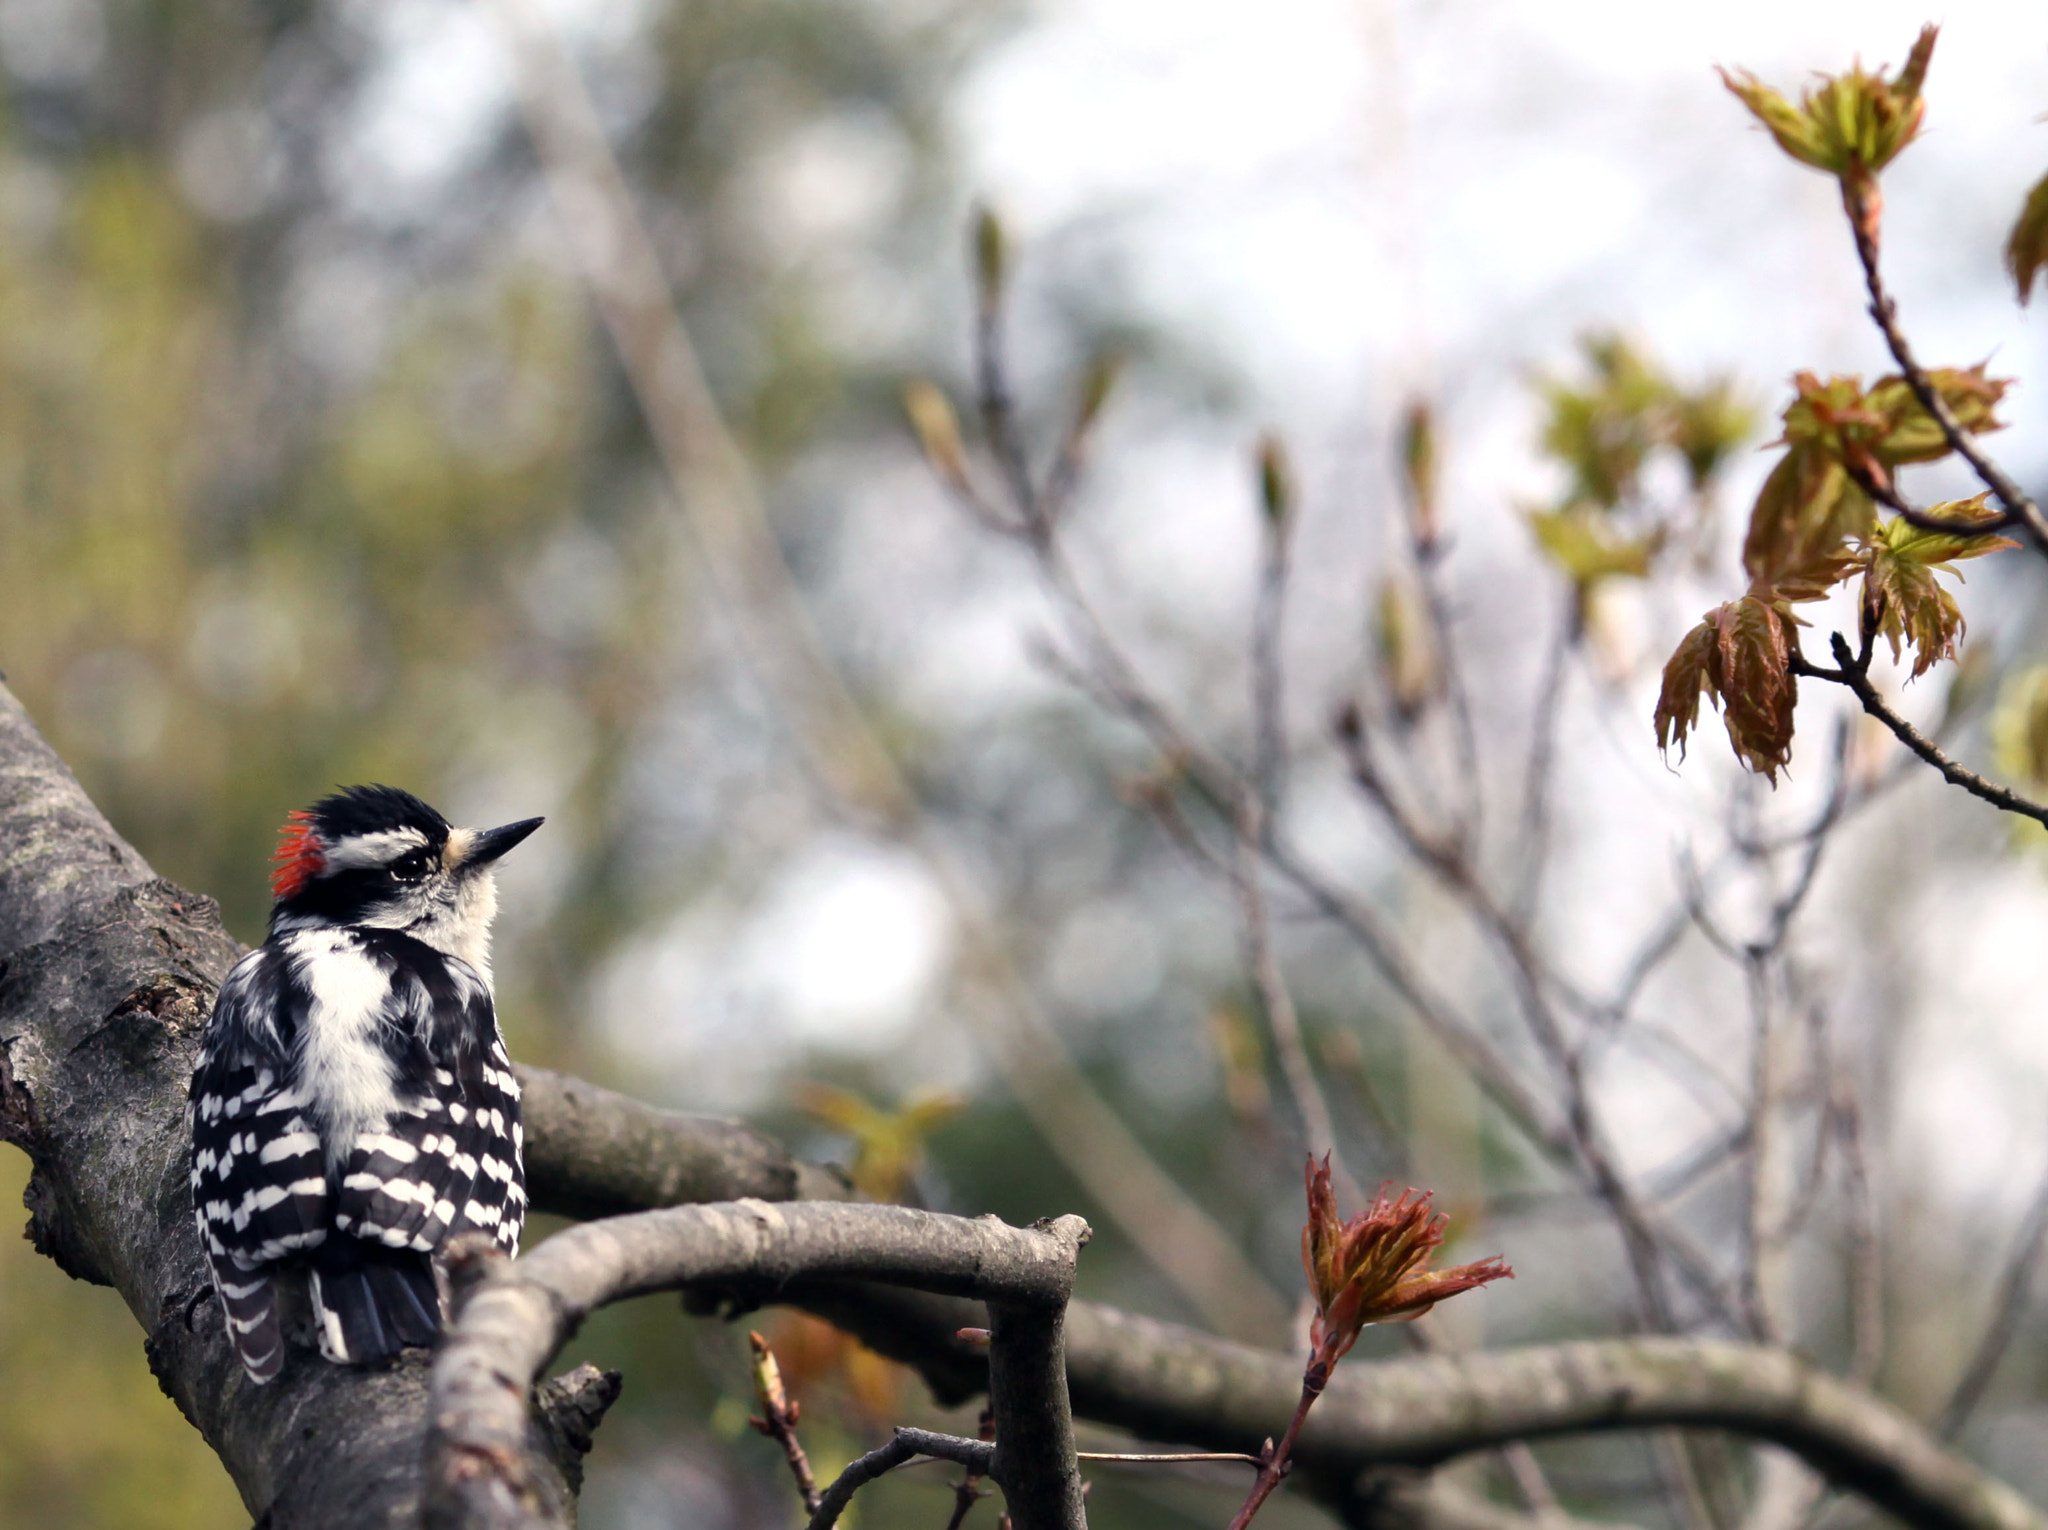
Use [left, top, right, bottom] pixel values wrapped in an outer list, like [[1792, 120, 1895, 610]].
[[460, 817, 544, 872]]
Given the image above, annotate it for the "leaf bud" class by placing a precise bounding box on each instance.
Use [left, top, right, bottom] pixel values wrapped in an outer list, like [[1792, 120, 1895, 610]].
[[1375, 577, 1437, 724], [1399, 400, 1438, 549], [1257, 433, 1295, 535], [973, 205, 1007, 312], [1076, 350, 1122, 434], [1719, 26, 1937, 181], [1300, 1157, 1510, 1380], [747, 1331, 791, 1427], [903, 380, 971, 491]]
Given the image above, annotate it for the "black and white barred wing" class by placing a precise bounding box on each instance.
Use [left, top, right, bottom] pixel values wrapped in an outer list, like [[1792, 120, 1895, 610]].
[[332, 972, 526, 1258], [189, 951, 326, 1384]]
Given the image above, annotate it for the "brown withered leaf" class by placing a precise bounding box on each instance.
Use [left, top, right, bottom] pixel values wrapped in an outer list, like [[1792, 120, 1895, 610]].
[[1715, 596, 1798, 781], [1654, 597, 1799, 781], [1654, 617, 1720, 761], [1741, 445, 1872, 599], [2008, 170, 2048, 306], [1859, 502, 2019, 680]]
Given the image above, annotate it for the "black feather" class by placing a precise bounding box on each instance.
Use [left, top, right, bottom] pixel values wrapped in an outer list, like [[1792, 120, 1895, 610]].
[[309, 1239, 443, 1366]]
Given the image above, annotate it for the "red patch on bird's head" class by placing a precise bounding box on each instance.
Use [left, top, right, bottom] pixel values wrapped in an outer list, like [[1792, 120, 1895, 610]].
[[271, 810, 325, 900]]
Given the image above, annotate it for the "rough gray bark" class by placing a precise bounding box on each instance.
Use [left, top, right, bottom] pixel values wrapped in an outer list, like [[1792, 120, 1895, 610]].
[[1, 676, 2042, 1530], [518, 1066, 851, 1215], [0, 683, 483, 1527]]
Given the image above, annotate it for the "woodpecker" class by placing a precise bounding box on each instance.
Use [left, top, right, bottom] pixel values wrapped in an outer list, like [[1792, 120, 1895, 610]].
[[189, 785, 541, 1383]]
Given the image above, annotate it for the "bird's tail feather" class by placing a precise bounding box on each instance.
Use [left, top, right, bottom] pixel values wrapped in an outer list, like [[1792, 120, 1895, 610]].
[[214, 1264, 285, 1384], [309, 1241, 442, 1366]]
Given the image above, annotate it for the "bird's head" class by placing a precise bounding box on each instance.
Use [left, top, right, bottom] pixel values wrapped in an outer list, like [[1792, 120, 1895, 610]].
[[269, 784, 542, 979]]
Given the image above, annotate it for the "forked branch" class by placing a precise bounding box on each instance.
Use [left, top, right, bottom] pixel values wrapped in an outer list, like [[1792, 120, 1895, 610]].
[[424, 1204, 1090, 1530]]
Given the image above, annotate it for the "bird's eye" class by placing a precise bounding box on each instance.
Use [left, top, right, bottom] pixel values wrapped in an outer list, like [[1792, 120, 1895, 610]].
[[390, 850, 432, 883]]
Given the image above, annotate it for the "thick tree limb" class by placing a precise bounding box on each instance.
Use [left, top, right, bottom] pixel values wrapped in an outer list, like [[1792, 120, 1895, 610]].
[[551, 1092, 2045, 1530], [424, 1204, 1089, 1530], [516, 1064, 851, 1214], [0, 682, 542, 1529]]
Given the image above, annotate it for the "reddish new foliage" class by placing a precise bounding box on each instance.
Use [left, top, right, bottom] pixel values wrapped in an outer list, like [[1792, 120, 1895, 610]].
[[1301, 1157, 1511, 1372]]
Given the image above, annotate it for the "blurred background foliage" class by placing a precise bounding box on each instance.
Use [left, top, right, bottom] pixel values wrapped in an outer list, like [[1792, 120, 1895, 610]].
[[0, 0, 1006, 1522], [11, 1, 2048, 1528]]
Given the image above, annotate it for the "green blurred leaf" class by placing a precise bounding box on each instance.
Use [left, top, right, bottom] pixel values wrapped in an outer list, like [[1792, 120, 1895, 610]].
[[798, 1083, 961, 1201], [1995, 666, 2048, 790], [2007, 170, 2048, 305], [1526, 507, 1658, 586]]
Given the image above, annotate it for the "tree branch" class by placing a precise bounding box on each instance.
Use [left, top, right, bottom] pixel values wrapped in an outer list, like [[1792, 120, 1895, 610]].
[[808, 1427, 994, 1530], [425, 1205, 1090, 1530], [1791, 634, 2048, 831], [3, 677, 2042, 1530], [1843, 181, 2048, 553]]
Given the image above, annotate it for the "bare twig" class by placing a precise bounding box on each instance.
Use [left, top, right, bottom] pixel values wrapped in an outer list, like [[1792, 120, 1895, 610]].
[[1791, 634, 2048, 831], [1834, 1084, 1885, 1392], [810, 1428, 996, 1530], [748, 1332, 822, 1514], [1413, 531, 1485, 845], [1741, 953, 1788, 1348], [491, 0, 1290, 1347], [1512, 603, 1577, 922], [943, 1410, 998, 1530], [1223, 1384, 1322, 1530], [1937, 1154, 2048, 1439], [1234, 792, 1353, 1195], [1251, 459, 1294, 812], [1843, 179, 2048, 552], [971, 214, 1040, 527]]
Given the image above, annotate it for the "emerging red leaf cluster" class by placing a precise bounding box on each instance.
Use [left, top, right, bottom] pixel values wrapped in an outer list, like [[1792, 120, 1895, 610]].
[[1655, 369, 2016, 783], [1655, 598, 1799, 781], [1300, 1158, 1511, 1380]]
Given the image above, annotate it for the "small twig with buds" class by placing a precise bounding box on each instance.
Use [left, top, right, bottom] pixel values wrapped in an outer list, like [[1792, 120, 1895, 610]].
[[747, 1331, 822, 1514]]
